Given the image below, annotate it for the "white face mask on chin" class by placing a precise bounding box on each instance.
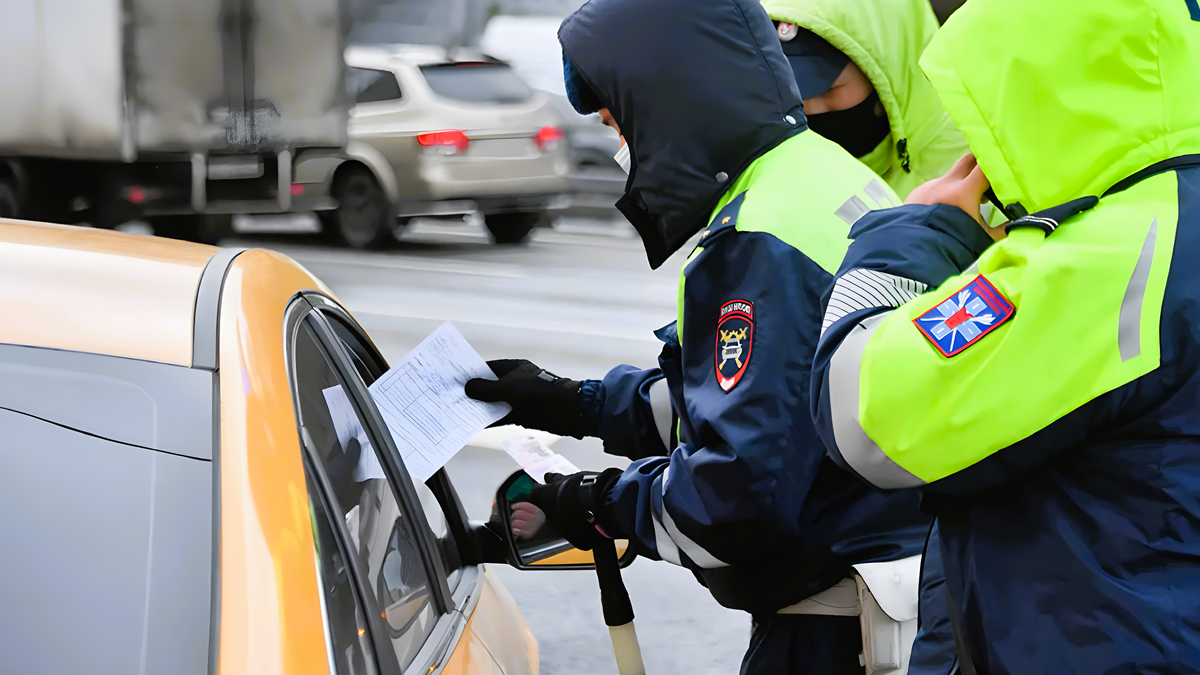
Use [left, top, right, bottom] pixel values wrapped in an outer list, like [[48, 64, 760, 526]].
[[614, 143, 631, 174]]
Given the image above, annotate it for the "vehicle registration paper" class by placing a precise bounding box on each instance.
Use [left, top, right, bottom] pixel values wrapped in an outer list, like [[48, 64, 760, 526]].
[[368, 322, 511, 482]]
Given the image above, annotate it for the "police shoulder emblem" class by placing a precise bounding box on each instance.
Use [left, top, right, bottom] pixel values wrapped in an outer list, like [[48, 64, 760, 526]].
[[914, 275, 1014, 357], [716, 300, 753, 391]]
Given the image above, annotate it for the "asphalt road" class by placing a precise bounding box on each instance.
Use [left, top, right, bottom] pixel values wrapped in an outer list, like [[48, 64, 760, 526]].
[[236, 217, 748, 674]]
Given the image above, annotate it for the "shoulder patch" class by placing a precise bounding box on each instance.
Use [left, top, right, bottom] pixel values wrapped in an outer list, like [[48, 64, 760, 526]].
[[914, 275, 1014, 357], [716, 300, 753, 391]]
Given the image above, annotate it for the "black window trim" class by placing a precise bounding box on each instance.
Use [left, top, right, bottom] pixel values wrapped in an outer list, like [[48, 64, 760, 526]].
[[301, 292, 477, 567], [294, 294, 486, 675], [284, 296, 455, 615], [301, 454, 386, 675]]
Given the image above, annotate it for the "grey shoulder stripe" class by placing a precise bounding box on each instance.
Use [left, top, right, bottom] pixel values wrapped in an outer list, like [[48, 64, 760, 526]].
[[822, 269, 928, 335], [835, 195, 872, 225], [827, 312, 926, 489], [1119, 217, 1158, 362], [864, 179, 898, 208]]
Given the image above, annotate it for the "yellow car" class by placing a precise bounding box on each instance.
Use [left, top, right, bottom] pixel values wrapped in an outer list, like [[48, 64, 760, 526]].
[[0, 220, 543, 675]]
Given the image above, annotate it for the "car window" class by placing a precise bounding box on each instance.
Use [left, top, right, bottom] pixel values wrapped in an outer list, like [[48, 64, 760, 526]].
[[348, 67, 402, 104], [291, 319, 437, 671], [323, 313, 466, 592], [419, 63, 533, 104], [306, 463, 380, 675]]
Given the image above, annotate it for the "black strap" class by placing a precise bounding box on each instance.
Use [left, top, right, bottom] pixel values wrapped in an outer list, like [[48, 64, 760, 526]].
[[1004, 195, 1098, 236], [1103, 154, 1200, 198]]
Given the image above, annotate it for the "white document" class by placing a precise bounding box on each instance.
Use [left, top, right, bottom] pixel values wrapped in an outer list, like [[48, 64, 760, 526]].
[[322, 385, 386, 482], [501, 435, 580, 484], [369, 322, 511, 482]]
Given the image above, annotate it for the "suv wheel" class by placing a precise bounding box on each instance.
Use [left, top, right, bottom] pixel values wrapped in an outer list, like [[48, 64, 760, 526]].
[[326, 167, 393, 249], [484, 212, 543, 245]]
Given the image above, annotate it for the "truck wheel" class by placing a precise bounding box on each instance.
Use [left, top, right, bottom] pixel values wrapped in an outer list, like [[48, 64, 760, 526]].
[[484, 212, 542, 245], [326, 167, 393, 249], [0, 179, 19, 219]]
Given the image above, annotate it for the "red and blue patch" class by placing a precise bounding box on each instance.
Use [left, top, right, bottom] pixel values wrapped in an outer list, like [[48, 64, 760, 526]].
[[914, 275, 1014, 357], [715, 300, 753, 391]]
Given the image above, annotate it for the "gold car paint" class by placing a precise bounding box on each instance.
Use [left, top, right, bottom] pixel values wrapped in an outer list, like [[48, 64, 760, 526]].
[[215, 249, 334, 675], [214, 250, 537, 675], [527, 540, 630, 567], [0, 219, 213, 365], [0, 219, 541, 675], [442, 568, 539, 675]]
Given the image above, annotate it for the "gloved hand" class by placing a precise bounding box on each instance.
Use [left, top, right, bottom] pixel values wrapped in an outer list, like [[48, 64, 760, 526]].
[[465, 359, 597, 439], [521, 469, 624, 551]]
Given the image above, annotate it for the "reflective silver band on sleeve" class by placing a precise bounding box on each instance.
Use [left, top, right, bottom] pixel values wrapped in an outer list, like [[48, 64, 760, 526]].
[[650, 475, 683, 566], [1119, 217, 1157, 362], [822, 269, 927, 336], [649, 466, 731, 569], [648, 378, 673, 452], [828, 312, 926, 489]]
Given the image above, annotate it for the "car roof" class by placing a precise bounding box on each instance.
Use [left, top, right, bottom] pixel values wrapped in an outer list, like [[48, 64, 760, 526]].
[[0, 219, 217, 366], [345, 42, 499, 69]]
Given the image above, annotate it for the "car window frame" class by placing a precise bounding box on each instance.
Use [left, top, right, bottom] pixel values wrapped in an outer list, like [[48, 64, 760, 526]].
[[302, 455, 383, 675], [286, 294, 480, 675], [300, 292, 477, 573]]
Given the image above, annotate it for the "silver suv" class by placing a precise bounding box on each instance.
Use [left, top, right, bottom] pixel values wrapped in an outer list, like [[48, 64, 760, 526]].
[[326, 45, 570, 247]]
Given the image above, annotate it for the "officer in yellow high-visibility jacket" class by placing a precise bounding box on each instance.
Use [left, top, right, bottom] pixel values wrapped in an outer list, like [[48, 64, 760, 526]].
[[810, 0, 1200, 672]]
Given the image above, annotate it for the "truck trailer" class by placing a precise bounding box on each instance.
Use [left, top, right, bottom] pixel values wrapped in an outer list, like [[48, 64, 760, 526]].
[[0, 0, 352, 241]]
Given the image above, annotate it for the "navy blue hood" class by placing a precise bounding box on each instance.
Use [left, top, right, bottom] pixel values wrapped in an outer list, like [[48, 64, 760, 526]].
[[558, 0, 807, 269]]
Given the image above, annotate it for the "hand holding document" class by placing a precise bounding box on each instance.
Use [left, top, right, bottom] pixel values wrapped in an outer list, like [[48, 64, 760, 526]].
[[367, 322, 510, 482]]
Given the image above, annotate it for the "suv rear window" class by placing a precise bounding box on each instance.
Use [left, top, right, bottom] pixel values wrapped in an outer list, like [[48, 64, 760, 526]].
[[419, 63, 533, 104]]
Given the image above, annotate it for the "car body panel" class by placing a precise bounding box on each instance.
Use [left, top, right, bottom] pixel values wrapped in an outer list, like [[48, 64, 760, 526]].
[[442, 568, 538, 675], [215, 249, 335, 675], [0, 222, 539, 675], [0, 219, 213, 365]]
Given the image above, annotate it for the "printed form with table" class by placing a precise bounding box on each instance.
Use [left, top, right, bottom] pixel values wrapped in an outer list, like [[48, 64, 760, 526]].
[[323, 321, 577, 485]]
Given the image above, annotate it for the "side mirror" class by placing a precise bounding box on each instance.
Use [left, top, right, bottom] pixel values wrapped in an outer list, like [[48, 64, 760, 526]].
[[492, 469, 636, 570]]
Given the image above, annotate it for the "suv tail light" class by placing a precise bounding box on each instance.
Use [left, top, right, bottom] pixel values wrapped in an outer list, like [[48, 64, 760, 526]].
[[534, 126, 564, 151], [417, 130, 470, 155]]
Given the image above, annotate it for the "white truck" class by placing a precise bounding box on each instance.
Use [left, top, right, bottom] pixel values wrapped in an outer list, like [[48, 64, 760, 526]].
[[0, 0, 352, 241]]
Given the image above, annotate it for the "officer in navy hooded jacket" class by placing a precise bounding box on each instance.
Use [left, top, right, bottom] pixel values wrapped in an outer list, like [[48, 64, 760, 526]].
[[466, 0, 937, 671]]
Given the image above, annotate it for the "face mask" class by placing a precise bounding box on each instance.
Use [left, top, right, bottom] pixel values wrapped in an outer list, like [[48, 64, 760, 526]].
[[614, 142, 631, 174], [805, 91, 890, 158]]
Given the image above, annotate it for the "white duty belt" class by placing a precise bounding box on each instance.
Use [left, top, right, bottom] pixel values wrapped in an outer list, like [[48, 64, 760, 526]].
[[776, 555, 922, 675]]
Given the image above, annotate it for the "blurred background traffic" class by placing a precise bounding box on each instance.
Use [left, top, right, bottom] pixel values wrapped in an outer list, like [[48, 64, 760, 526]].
[[0, 1, 962, 671]]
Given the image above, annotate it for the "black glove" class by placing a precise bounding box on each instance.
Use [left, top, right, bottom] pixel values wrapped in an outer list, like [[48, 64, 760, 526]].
[[465, 359, 597, 439], [524, 469, 624, 551]]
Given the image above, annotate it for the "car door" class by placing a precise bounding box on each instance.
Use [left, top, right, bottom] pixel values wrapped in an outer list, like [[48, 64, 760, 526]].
[[286, 295, 463, 674], [287, 292, 541, 675]]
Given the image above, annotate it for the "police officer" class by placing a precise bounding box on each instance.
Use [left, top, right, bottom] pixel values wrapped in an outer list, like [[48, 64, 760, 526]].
[[761, 1, 975, 671], [465, 0, 934, 672], [810, 0, 1200, 671], [762, 0, 968, 200]]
